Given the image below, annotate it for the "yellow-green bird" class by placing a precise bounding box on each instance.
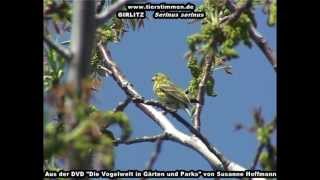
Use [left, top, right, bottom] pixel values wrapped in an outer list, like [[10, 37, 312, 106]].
[[152, 73, 193, 117]]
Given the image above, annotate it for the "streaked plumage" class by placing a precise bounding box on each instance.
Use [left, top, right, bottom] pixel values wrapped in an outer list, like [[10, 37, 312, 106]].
[[152, 73, 193, 117]]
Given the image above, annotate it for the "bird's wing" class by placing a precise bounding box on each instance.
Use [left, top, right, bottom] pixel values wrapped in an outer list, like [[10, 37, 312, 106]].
[[158, 83, 190, 107]]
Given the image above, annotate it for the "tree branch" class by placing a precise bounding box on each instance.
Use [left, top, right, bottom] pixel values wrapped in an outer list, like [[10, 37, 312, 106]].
[[249, 26, 277, 71], [144, 137, 164, 170], [250, 143, 264, 170], [226, 0, 277, 72], [115, 134, 167, 146], [98, 65, 113, 75], [134, 98, 230, 170], [193, 55, 214, 131], [113, 97, 132, 112], [44, 35, 72, 61], [96, 0, 138, 27], [97, 44, 249, 172], [221, 0, 252, 24]]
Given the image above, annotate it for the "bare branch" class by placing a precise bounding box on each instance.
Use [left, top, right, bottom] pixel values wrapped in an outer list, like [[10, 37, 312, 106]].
[[144, 138, 164, 170], [96, 0, 138, 27], [171, 113, 232, 170], [132, 98, 230, 170], [250, 143, 264, 170], [248, 26, 277, 71], [226, 0, 276, 72], [220, 0, 252, 24], [132, 99, 177, 113], [97, 44, 249, 172], [115, 134, 167, 146], [98, 65, 113, 75], [113, 98, 132, 112], [193, 55, 214, 131], [44, 35, 72, 61]]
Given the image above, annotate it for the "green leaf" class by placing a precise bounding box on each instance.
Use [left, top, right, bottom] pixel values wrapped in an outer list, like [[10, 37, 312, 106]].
[[256, 127, 270, 144], [44, 122, 66, 159], [206, 76, 217, 97], [259, 151, 273, 171], [88, 104, 99, 114], [267, 0, 277, 26], [47, 49, 57, 71], [103, 111, 132, 141], [187, 56, 201, 78], [44, 48, 65, 91], [222, 47, 239, 58], [186, 78, 199, 98]]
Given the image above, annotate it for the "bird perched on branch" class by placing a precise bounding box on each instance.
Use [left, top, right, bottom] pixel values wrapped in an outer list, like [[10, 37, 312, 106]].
[[152, 73, 194, 118]]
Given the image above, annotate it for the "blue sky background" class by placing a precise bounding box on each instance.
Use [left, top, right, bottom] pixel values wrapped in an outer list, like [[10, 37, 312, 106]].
[[52, 0, 276, 174]]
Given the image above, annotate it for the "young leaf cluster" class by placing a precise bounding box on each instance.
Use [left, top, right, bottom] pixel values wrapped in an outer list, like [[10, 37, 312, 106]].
[[44, 48, 65, 92], [44, 103, 132, 170]]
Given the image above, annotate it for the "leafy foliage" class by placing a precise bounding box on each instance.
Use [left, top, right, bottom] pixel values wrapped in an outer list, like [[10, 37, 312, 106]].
[[256, 125, 273, 145], [44, 0, 72, 34], [43, 1, 146, 170], [44, 48, 65, 92], [93, 16, 145, 79], [44, 101, 132, 170], [186, 0, 232, 98], [44, 157, 61, 171], [185, 0, 276, 99], [259, 148, 276, 171], [267, 0, 277, 26], [234, 107, 276, 171], [97, 15, 145, 45]]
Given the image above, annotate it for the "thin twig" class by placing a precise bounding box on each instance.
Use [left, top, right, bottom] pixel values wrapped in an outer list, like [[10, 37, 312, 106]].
[[220, 0, 252, 24], [98, 65, 113, 75], [60, 40, 71, 45], [144, 138, 164, 170], [193, 55, 214, 131], [44, 35, 72, 61], [114, 134, 167, 146], [250, 143, 264, 170], [96, 0, 139, 27], [113, 98, 132, 112], [249, 26, 277, 71], [266, 142, 276, 170], [170, 112, 231, 170], [270, 115, 277, 133], [226, 0, 276, 72]]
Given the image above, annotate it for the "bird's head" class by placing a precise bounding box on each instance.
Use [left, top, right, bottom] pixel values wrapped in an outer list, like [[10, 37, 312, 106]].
[[152, 73, 169, 83]]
